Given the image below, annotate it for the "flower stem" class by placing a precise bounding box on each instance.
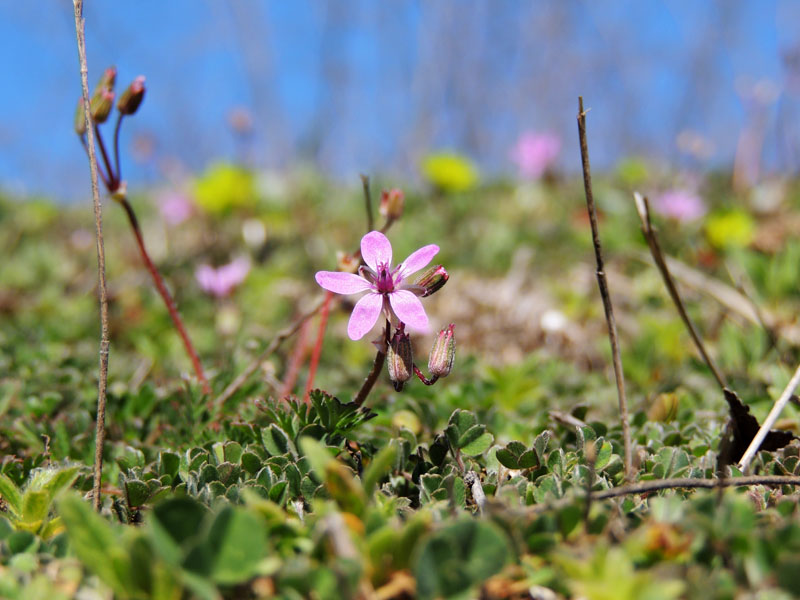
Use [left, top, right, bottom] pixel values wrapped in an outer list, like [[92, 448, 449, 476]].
[[117, 195, 211, 395], [360, 173, 374, 233], [303, 290, 333, 403], [280, 317, 310, 399], [412, 364, 439, 386], [353, 319, 390, 406], [94, 125, 118, 190], [113, 113, 124, 184]]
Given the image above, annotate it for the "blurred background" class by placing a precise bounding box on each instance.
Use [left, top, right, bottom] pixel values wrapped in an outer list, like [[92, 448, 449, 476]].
[[2, 1, 800, 200]]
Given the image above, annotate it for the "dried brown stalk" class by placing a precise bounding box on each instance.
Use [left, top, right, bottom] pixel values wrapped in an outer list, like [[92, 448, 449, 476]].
[[72, 0, 110, 512], [577, 97, 633, 482]]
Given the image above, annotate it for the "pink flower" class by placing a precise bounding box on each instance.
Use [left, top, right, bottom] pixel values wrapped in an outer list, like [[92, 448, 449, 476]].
[[510, 132, 561, 179], [315, 231, 440, 340], [652, 190, 706, 222], [195, 257, 251, 298], [159, 192, 194, 226]]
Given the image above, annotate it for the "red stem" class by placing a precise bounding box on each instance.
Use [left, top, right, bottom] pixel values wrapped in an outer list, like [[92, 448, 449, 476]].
[[303, 290, 334, 403], [413, 365, 439, 386], [119, 198, 211, 394], [280, 317, 310, 399], [94, 125, 118, 190]]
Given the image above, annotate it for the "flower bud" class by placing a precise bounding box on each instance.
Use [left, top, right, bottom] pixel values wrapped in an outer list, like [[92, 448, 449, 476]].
[[428, 324, 455, 378], [90, 88, 114, 124], [94, 66, 117, 94], [117, 76, 146, 115], [74, 97, 87, 135], [415, 265, 449, 297], [387, 326, 413, 391], [379, 188, 404, 221]]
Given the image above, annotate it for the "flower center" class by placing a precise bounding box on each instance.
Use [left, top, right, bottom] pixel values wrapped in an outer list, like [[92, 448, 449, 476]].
[[374, 263, 395, 293]]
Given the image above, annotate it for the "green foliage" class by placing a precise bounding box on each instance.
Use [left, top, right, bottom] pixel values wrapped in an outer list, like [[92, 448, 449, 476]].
[[6, 170, 800, 598]]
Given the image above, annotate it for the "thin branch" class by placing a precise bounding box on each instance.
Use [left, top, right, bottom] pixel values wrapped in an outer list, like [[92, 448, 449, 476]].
[[353, 319, 390, 406], [213, 294, 327, 413], [73, 0, 110, 513], [360, 173, 374, 233], [117, 197, 210, 394], [303, 291, 334, 402], [113, 113, 123, 184], [633, 192, 727, 390], [279, 317, 310, 398], [94, 125, 118, 190], [527, 475, 800, 515], [577, 97, 633, 482], [738, 362, 800, 472]]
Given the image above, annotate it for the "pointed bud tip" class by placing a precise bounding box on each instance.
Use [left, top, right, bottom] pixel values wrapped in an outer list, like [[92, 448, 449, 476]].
[[117, 76, 146, 115], [416, 265, 449, 297], [379, 188, 405, 221], [428, 324, 455, 378], [387, 326, 413, 386]]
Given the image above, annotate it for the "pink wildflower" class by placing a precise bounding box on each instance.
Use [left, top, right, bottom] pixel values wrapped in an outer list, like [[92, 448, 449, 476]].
[[195, 257, 251, 298], [159, 192, 194, 226], [315, 231, 439, 340], [652, 189, 706, 222], [510, 132, 561, 179]]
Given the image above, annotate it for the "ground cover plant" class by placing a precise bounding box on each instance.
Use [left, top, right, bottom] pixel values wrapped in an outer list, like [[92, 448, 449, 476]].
[[5, 6, 800, 600]]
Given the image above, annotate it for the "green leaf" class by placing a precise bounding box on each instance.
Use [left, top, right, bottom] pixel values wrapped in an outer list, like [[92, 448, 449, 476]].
[[240, 452, 262, 475], [159, 452, 180, 479], [461, 432, 494, 457], [414, 518, 510, 599], [0, 473, 22, 518], [222, 442, 243, 464], [362, 443, 397, 497], [594, 440, 613, 470], [20, 490, 49, 526], [207, 506, 267, 585], [125, 479, 152, 508], [495, 448, 520, 470], [263, 424, 291, 457], [518, 450, 539, 469], [57, 494, 131, 596]]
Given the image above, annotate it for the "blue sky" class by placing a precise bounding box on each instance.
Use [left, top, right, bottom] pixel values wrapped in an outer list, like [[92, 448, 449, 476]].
[[0, 1, 795, 201]]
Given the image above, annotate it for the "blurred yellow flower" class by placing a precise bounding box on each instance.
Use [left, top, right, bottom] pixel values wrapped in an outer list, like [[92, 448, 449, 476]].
[[193, 163, 255, 215], [705, 209, 755, 249], [421, 152, 478, 193]]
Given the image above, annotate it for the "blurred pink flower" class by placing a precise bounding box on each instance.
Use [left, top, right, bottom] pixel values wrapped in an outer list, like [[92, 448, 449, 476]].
[[315, 231, 439, 340], [510, 132, 561, 179], [195, 257, 251, 298], [159, 192, 194, 225], [652, 189, 706, 222]]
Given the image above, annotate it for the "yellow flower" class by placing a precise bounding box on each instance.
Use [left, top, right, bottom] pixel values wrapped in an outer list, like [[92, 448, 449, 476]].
[[705, 210, 755, 249], [193, 163, 255, 215], [421, 152, 478, 193]]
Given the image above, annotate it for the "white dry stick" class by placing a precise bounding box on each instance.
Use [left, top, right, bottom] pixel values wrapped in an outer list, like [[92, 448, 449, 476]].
[[738, 363, 800, 473], [73, 0, 111, 512]]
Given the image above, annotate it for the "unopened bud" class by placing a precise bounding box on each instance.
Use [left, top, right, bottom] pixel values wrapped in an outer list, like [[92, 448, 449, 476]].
[[94, 66, 117, 94], [387, 325, 413, 391], [336, 251, 360, 273], [428, 324, 455, 378], [379, 188, 405, 221], [74, 97, 87, 135], [415, 265, 449, 297], [117, 76, 146, 115], [90, 88, 114, 124]]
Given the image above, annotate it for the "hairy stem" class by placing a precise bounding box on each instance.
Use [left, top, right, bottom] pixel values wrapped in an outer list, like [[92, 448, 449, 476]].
[[577, 97, 633, 482], [412, 364, 439, 386], [73, 0, 110, 512], [353, 320, 390, 406], [117, 196, 210, 395]]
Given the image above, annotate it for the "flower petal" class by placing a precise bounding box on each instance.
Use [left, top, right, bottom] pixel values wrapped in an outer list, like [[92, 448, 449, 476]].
[[347, 293, 384, 340], [315, 271, 372, 294], [397, 244, 439, 279], [361, 231, 392, 271], [389, 290, 429, 331]]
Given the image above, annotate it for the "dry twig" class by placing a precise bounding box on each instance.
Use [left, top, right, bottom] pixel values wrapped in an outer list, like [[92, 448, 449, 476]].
[[633, 193, 727, 390], [577, 97, 633, 482], [72, 0, 110, 512]]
